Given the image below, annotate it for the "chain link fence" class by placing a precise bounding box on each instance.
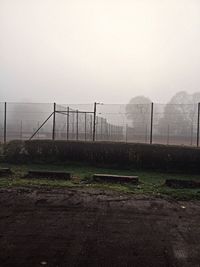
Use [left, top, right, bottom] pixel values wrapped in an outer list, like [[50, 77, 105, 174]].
[[0, 102, 199, 146], [153, 104, 199, 146], [55, 104, 94, 141]]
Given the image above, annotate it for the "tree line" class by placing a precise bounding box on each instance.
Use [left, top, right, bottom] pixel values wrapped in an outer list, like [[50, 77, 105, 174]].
[[126, 91, 200, 136]]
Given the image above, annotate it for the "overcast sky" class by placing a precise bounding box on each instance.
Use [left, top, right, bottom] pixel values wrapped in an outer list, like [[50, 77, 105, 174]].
[[1, 0, 200, 104]]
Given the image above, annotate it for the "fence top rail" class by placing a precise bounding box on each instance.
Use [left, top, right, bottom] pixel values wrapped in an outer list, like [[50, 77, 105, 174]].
[[0, 101, 199, 106], [0, 102, 54, 105], [56, 110, 94, 114]]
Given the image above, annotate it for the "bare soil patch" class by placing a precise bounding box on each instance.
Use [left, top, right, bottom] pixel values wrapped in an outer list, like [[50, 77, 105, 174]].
[[0, 187, 199, 267]]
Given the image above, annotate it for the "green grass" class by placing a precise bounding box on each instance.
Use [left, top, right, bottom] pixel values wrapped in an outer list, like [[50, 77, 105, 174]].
[[0, 162, 200, 200]]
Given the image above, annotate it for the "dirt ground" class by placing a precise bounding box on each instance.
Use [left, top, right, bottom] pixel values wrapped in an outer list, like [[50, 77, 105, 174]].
[[0, 187, 199, 267]]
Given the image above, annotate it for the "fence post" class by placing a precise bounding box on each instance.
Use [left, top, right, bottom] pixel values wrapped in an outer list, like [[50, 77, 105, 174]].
[[52, 102, 56, 140], [93, 102, 97, 141], [90, 115, 92, 140], [197, 102, 200, 147], [67, 106, 69, 140], [72, 112, 74, 139], [76, 110, 79, 140], [150, 102, 154, 144], [96, 116, 98, 141], [4, 102, 7, 143], [84, 112, 87, 141]]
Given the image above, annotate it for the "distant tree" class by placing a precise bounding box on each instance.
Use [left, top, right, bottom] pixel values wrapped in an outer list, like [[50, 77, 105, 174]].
[[157, 91, 200, 135], [125, 96, 152, 132]]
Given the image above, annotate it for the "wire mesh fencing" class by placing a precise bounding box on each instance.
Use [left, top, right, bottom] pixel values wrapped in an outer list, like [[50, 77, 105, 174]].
[[2, 103, 53, 142], [55, 104, 94, 141], [97, 103, 152, 143], [0, 102, 200, 147], [153, 104, 199, 146]]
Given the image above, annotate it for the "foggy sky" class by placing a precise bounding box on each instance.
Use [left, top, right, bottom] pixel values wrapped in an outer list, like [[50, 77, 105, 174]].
[[1, 0, 200, 104]]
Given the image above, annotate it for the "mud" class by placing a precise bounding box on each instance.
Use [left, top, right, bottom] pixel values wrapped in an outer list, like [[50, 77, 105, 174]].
[[0, 187, 199, 267]]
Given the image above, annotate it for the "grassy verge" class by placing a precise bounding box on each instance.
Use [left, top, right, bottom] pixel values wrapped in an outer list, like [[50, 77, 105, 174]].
[[0, 162, 200, 200]]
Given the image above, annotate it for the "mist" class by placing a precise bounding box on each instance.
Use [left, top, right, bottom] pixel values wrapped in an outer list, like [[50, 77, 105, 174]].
[[1, 0, 200, 104]]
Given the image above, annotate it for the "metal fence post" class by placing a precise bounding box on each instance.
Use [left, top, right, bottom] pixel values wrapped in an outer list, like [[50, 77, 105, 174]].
[[150, 102, 154, 144], [93, 102, 97, 141], [4, 102, 7, 143], [67, 106, 69, 140], [89, 115, 92, 140], [52, 102, 56, 140], [76, 110, 79, 140], [72, 112, 75, 139], [84, 112, 87, 141], [96, 116, 98, 141], [197, 102, 200, 147]]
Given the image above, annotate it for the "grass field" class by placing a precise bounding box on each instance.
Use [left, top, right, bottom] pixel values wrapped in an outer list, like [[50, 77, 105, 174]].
[[0, 162, 200, 200]]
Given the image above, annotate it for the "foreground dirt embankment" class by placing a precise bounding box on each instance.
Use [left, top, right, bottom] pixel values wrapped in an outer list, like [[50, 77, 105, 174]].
[[0, 187, 199, 267]]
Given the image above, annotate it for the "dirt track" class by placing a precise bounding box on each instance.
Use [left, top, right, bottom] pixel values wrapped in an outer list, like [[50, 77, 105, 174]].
[[0, 187, 199, 267]]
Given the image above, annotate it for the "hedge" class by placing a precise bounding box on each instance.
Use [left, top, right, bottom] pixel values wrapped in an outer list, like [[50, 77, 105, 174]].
[[1, 140, 200, 172]]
